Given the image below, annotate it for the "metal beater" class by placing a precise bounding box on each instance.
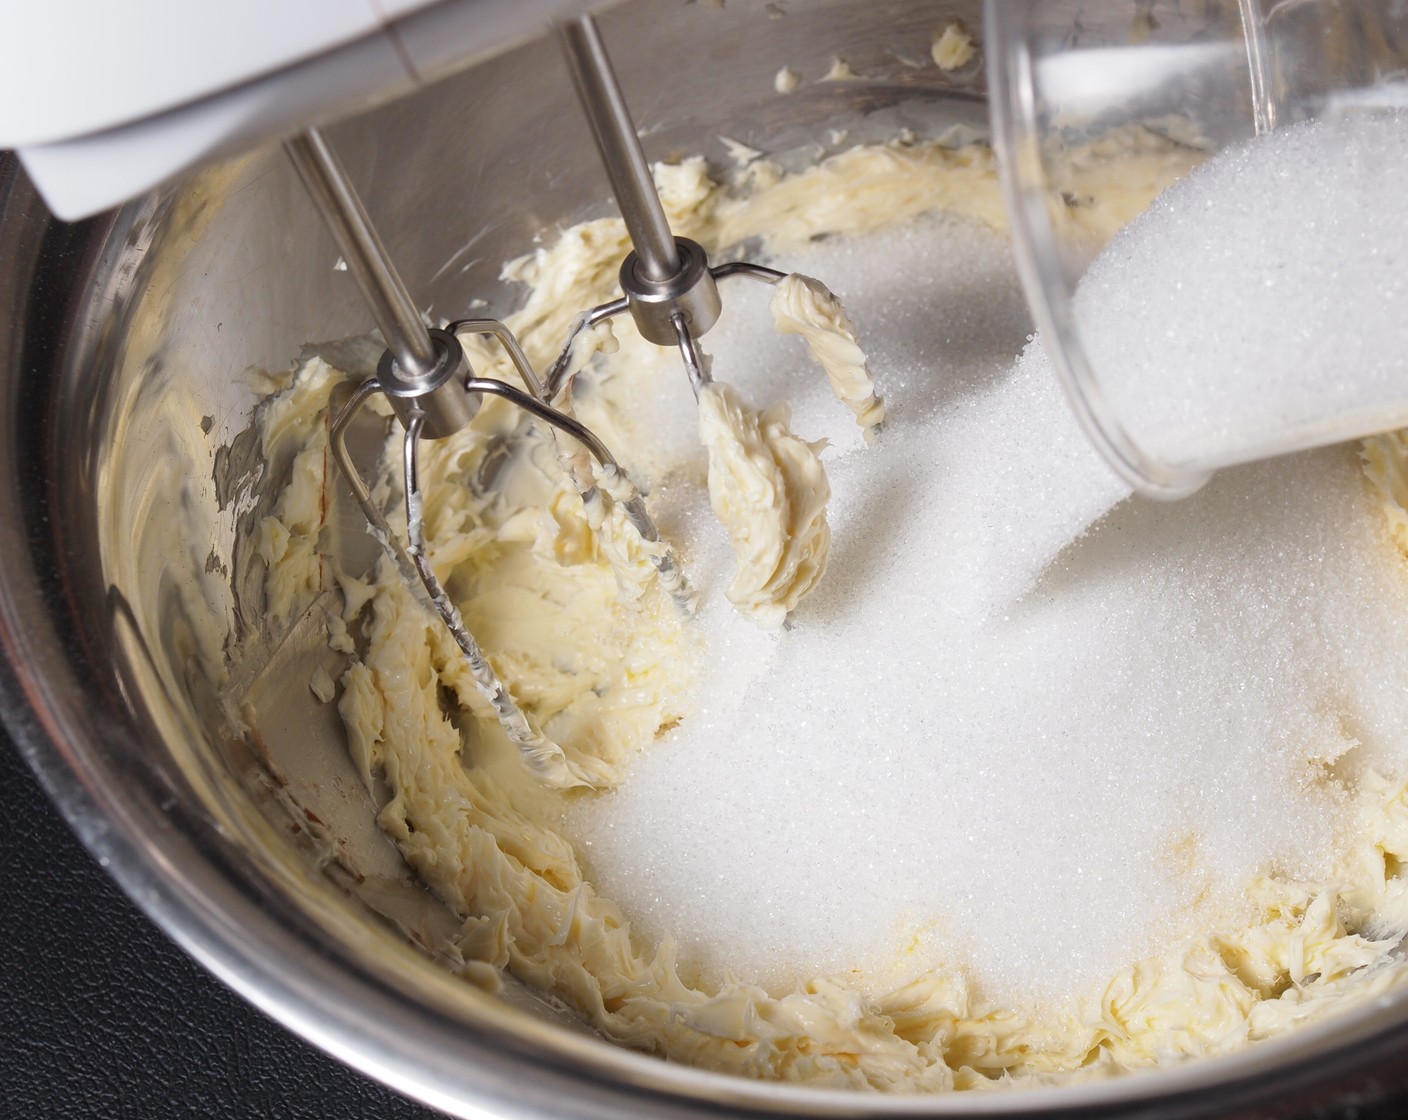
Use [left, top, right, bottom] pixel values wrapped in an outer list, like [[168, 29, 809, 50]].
[[283, 129, 683, 790]]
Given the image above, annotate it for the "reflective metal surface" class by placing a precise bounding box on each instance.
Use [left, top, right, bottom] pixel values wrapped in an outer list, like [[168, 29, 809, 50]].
[[2, 1, 1407, 1117], [561, 13, 682, 284], [286, 128, 442, 380]]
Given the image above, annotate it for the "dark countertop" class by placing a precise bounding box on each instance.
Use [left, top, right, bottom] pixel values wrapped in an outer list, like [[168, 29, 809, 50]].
[[0, 728, 441, 1120]]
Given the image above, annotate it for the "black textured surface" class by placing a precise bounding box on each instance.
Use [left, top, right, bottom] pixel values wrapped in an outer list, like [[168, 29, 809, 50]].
[[0, 729, 443, 1120]]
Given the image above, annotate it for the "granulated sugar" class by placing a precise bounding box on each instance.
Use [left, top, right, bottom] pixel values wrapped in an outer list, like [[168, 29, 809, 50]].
[[568, 201, 1408, 1012], [1081, 109, 1408, 470]]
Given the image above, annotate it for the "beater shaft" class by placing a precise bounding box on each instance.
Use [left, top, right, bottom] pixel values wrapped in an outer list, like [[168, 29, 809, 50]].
[[558, 15, 722, 348], [560, 15, 679, 283], [285, 128, 438, 380]]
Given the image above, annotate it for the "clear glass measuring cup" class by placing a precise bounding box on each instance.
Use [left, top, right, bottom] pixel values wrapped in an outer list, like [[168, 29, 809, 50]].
[[987, 0, 1408, 497]]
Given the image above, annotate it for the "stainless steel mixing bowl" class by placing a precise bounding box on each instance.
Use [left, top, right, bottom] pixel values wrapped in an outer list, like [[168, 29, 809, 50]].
[[3, 1, 1408, 1116]]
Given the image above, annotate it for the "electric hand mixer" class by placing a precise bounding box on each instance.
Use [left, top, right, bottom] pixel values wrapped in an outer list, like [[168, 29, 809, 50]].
[[7, 0, 1408, 780]]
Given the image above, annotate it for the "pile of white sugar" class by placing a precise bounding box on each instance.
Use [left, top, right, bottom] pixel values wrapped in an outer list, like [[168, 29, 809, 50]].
[[568, 119, 1408, 1013], [1082, 110, 1408, 471]]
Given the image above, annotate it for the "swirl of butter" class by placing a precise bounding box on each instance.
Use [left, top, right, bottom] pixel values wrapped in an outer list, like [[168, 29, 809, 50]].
[[698, 380, 831, 627], [771, 272, 885, 434]]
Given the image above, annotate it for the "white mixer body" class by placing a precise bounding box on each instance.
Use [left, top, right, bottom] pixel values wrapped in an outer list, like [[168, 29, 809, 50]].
[[2, 0, 588, 219]]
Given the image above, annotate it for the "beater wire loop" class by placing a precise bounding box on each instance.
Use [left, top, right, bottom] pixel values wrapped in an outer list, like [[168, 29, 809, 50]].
[[444, 318, 693, 612], [329, 373, 596, 788], [671, 311, 710, 399]]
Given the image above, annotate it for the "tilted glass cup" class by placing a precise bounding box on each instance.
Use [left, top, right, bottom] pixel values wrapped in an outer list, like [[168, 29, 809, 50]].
[[987, 0, 1408, 497]]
